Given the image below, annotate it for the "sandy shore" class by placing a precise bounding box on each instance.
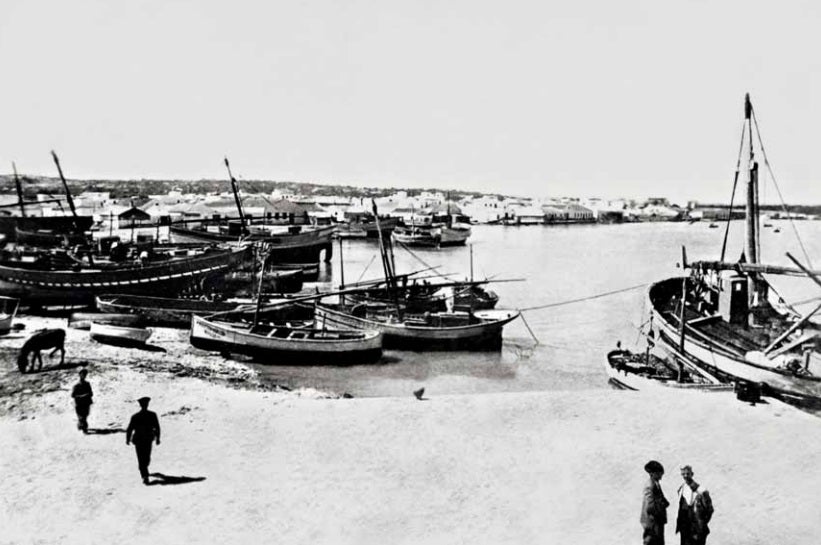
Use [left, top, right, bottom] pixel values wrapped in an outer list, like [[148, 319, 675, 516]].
[[2, 317, 821, 544]]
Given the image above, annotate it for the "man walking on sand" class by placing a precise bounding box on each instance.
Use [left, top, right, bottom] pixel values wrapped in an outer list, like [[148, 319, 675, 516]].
[[675, 465, 714, 545], [126, 396, 161, 485], [641, 460, 670, 545], [71, 369, 93, 433]]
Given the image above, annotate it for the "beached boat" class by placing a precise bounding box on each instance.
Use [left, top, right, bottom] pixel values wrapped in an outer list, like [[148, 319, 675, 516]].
[[605, 348, 731, 392], [0, 245, 250, 306], [69, 312, 146, 330], [0, 296, 19, 335], [648, 94, 821, 407], [90, 322, 152, 346], [315, 303, 519, 351], [96, 294, 252, 328], [189, 314, 383, 365]]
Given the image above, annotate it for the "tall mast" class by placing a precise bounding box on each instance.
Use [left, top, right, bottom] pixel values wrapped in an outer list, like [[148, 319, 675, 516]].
[[11, 162, 26, 216], [50, 151, 79, 223], [744, 94, 759, 264], [224, 157, 247, 236]]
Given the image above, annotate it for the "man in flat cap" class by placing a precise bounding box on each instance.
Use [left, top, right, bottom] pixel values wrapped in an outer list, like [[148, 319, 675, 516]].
[[641, 460, 670, 545], [126, 396, 161, 485], [675, 465, 714, 545], [70, 368, 93, 433]]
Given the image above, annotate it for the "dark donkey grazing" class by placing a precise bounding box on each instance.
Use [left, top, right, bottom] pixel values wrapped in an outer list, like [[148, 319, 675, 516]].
[[17, 329, 66, 373]]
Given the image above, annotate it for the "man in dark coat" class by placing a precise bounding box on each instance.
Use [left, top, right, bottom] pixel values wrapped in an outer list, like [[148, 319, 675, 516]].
[[675, 465, 714, 545], [70, 369, 93, 433], [126, 396, 161, 485], [641, 460, 670, 545]]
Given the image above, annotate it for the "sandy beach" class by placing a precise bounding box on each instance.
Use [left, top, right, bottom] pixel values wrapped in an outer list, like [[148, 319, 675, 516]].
[[2, 318, 821, 545]]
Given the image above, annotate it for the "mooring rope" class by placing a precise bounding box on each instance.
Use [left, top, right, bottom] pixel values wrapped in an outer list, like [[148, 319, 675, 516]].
[[519, 282, 648, 312]]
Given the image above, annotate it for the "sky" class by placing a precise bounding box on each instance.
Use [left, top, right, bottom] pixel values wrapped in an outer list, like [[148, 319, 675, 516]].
[[1, 0, 820, 204]]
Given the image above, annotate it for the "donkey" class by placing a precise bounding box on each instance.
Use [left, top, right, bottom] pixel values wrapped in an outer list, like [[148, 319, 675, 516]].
[[17, 329, 66, 373]]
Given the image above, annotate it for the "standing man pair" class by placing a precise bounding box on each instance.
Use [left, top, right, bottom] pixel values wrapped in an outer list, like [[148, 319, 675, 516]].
[[640, 461, 714, 545]]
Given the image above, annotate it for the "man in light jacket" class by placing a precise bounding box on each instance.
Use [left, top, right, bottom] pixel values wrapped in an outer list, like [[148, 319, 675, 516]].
[[675, 465, 714, 545]]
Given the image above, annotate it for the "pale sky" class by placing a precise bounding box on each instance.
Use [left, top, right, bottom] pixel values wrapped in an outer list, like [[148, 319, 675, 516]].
[[1, 0, 820, 203]]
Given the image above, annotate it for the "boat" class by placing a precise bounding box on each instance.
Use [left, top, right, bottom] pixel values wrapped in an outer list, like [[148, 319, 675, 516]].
[[189, 314, 383, 365], [90, 322, 152, 347], [605, 348, 731, 392], [708, 223, 719, 228], [69, 312, 146, 330], [96, 294, 252, 328], [0, 244, 250, 306], [337, 211, 400, 239], [647, 94, 821, 407], [0, 296, 19, 335], [219, 268, 304, 296], [344, 280, 499, 313], [314, 303, 519, 351]]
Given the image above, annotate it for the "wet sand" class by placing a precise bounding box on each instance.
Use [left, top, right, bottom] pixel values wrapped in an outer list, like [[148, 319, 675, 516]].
[[2, 316, 820, 545]]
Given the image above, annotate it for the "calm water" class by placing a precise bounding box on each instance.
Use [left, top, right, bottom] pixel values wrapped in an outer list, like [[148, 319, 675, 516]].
[[252, 220, 821, 397]]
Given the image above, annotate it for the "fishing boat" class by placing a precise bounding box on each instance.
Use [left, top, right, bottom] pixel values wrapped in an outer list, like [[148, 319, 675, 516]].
[[647, 94, 821, 407], [337, 211, 400, 239], [90, 322, 152, 347], [96, 294, 252, 328], [0, 244, 250, 306], [605, 348, 731, 392], [314, 303, 519, 351], [344, 280, 499, 313], [0, 296, 19, 335], [189, 315, 383, 365], [69, 311, 146, 330]]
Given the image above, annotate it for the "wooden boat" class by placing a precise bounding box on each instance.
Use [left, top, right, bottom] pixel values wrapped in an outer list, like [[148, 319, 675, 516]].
[[337, 213, 400, 239], [315, 303, 519, 351], [69, 312, 146, 330], [170, 221, 335, 263], [0, 245, 250, 306], [0, 296, 19, 335], [219, 268, 304, 297], [90, 322, 152, 346], [344, 281, 499, 313], [605, 348, 731, 391], [189, 314, 383, 365], [648, 94, 821, 407], [96, 294, 252, 328], [391, 220, 471, 247], [0, 216, 95, 245]]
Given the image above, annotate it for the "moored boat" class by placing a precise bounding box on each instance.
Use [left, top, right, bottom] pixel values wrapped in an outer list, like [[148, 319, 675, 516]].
[[189, 314, 383, 365], [90, 322, 152, 346], [605, 348, 731, 392], [96, 294, 251, 328]]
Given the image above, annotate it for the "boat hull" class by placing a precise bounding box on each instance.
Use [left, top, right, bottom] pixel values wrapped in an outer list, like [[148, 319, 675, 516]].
[[314, 305, 519, 351], [90, 322, 152, 346], [189, 315, 383, 365], [96, 294, 249, 328], [605, 350, 731, 392]]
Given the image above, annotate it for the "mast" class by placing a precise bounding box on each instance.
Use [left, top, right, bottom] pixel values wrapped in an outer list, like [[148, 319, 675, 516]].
[[50, 151, 80, 226], [372, 200, 402, 316], [11, 162, 26, 216], [743, 94, 759, 264], [224, 157, 248, 236]]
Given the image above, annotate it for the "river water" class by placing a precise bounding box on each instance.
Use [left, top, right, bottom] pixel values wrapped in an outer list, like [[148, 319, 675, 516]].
[[252, 220, 821, 397]]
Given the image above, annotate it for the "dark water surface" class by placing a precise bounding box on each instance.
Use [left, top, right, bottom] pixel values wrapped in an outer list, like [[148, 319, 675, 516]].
[[252, 220, 821, 398]]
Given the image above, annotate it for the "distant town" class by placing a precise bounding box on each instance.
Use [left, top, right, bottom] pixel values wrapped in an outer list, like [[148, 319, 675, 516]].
[[0, 174, 818, 239]]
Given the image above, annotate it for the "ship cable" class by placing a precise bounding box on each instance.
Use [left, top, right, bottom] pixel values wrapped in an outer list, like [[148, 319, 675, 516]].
[[518, 312, 540, 345], [519, 282, 648, 312], [720, 117, 748, 262], [751, 107, 814, 269]]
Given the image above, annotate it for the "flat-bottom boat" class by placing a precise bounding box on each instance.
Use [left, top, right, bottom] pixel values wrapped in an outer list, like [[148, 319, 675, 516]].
[[96, 294, 251, 328], [90, 322, 152, 347], [605, 348, 732, 392], [69, 312, 146, 330], [189, 315, 383, 365]]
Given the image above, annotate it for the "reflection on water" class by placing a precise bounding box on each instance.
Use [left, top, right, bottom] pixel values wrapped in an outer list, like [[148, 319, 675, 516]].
[[252, 221, 821, 398]]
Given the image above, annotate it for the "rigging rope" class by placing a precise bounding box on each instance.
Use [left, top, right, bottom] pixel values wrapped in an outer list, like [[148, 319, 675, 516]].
[[751, 108, 814, 269], [394, 240, 452, 281], [720, 118, 748, 262], [519, 282, 648, 312], [354, 254, 377, 284]]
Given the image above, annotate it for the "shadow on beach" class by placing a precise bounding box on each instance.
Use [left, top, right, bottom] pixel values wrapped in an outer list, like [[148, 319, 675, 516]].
[[22, 362, 85, 374], [86, 427, 126, 435], [147, 473, 206, 486]]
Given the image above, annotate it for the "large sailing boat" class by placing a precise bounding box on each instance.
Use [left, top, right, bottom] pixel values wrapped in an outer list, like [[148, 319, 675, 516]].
[[648, 94, 821, 406]]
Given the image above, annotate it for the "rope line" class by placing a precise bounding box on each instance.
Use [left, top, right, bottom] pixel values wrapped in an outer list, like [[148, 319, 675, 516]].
[[519, 283, 648, 312]]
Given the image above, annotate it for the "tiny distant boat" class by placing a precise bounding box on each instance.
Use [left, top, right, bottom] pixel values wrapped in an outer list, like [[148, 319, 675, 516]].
[[90, 322, 152, 347], [0, 296, 19, 335], [189, 315, 383, 365], [708, 223, 719, 228], [96, 294, 251, 328], [69, 312, 146, 330], [605, 349, 731, 392], [773, 227, 781, 233]]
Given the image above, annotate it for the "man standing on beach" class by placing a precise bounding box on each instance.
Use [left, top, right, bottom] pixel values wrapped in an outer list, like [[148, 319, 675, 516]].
[[70, 369, 93, 433], [126, 397, 161, 485], [675, 465, 713, 545], [641, 460, 670, 545]]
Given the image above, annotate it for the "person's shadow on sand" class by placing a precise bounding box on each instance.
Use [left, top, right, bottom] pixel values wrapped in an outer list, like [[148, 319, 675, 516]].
[[86, 427, 126, 435], [147, 473, 206, 486]]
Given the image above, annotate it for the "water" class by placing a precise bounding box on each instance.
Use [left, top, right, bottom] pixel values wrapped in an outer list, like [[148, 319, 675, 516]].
[[252, 220, 821, 397]]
